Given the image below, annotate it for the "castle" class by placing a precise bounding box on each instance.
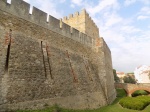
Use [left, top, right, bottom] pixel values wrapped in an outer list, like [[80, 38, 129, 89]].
[[0, 0, 116, 111]]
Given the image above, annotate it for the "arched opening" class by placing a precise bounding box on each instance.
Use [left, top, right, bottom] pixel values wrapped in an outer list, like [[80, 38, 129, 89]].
[[116, 88, 127, 97], [131, 90, 150, 97]]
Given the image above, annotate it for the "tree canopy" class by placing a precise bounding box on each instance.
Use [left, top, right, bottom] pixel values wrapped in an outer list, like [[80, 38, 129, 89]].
[[113, 69, 120, 83], [123, 75, 136, 84]]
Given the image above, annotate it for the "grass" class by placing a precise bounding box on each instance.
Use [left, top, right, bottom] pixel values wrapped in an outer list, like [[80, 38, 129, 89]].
[[15, 89, 150, 112]]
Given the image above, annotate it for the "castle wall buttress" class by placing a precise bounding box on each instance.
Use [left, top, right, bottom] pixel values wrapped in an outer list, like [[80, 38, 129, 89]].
[[96, 38, 116, 104]]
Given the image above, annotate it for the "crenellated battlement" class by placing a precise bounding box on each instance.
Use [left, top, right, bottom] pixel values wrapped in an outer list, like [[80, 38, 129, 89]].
[[0, 0, 98, 48], [62, 9, 99, 39], [62, 10, 85, 21]]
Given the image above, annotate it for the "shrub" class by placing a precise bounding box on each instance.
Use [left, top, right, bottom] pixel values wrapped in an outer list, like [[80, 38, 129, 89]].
[[132, 90, 149, 97], [119, 96, 150, 110]]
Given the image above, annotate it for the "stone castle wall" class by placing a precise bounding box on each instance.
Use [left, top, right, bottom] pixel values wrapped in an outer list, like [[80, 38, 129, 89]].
[[62, 11, 86, 37], [85, 13, 99, 39], [101, 38, 116, 103], [62, 9, 99, 39], [0, 0, 116, 111]]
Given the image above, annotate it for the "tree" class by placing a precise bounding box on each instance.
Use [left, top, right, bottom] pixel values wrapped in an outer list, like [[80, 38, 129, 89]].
[[113, 69, 120, 82], [123, 75, 136, 84]]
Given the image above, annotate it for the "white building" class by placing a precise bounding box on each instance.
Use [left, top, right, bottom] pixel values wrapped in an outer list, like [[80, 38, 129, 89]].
[[116, 72, 126, 83], [134, 65, 150, 83]]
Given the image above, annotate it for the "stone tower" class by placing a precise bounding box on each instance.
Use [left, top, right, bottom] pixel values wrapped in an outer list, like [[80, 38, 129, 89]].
[[62, 9, 99, 39]]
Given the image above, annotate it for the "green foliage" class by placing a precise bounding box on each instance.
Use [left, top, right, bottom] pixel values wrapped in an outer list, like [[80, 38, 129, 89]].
[[123, 75, 136, 84], [132, 90, 149, 97], [126, 73, 134, 74], [116, 88, 126, 97], [119, 96, 150, 110], [113, 69, 120, 82]]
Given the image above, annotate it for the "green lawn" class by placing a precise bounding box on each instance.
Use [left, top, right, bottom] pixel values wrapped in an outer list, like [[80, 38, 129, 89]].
[[16, 89, 150, 112]]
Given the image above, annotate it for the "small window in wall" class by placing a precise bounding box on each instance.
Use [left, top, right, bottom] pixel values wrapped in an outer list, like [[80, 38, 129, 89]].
[[5, 29, 12, 73], [29, 5, 33, 14]]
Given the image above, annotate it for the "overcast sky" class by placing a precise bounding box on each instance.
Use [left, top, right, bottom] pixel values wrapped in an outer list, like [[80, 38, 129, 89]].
[[20, 0, 150, 73]]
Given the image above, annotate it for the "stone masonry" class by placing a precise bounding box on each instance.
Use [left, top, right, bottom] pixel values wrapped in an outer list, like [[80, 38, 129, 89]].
[[0, 0, 116, 111], [62, 10, 99, 39]]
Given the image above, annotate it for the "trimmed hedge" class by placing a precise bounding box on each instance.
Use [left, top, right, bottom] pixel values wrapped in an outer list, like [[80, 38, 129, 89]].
[[119, 96, 150, 110], [132, 90, 149, 97]]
